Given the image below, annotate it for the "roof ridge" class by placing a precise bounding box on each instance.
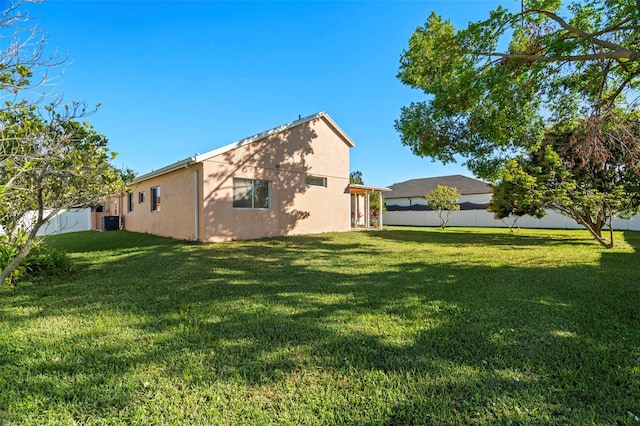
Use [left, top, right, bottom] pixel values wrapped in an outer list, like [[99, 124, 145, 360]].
[[193, 111, 329, 163], [386, 174, 491, 198], [135, 111, 353, 183]]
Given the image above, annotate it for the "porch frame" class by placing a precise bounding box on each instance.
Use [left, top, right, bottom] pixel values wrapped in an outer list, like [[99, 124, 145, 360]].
[[349, 184, 391, 230]]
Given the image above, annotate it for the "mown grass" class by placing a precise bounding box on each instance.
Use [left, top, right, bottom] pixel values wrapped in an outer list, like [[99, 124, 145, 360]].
[[1, 227, 639, 425]]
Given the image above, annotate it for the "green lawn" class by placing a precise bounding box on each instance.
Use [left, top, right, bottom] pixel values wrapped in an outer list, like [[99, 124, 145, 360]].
[[1, 227, 639, 425]]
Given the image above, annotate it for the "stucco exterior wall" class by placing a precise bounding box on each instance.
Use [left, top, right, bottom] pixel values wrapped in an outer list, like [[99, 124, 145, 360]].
[[199, 116, 351, 242], [104, 115, 351, 242], [117, 167, 200, 240]]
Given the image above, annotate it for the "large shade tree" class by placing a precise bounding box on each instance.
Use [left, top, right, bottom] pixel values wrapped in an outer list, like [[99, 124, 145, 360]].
[[396, 0, 640, 246], [0, 1, 130, 284], [396, 0, 640, 177]]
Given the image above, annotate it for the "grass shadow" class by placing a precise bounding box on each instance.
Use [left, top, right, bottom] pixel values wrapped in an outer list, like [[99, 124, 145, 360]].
[[368, 226, 598, 248], [1, 229, 638, 424]]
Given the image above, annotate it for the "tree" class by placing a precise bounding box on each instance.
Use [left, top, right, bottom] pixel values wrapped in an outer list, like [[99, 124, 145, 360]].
[[0, 104, 131, 285], [1, 1, 63, 109], [425, 184, 460, 229], [489, 116, 640, 248], [488, 177, 546, 231], [349, 171, 364, 185], [395, 1, 640, 179], [0, 1, 131, 285]]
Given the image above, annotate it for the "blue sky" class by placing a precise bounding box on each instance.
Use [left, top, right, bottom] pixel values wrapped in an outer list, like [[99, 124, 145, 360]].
[[22, 0, 510, 187]]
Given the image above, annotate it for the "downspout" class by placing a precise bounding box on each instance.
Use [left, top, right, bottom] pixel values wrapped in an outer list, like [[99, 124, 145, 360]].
[[120, 193, 124, 230], [184, 161, 199, 242]]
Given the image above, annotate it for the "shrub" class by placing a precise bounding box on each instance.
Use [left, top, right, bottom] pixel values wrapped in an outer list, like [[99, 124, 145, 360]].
[[0, 238, 73, 284]]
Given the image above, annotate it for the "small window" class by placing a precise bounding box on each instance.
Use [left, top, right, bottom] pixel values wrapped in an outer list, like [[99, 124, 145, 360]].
[[151, 187, 161, 212], [306, 176, 327, 187], [233, 178, 270, 209], [113, 201, 119, 216], [127, 193, 134, 212], [138, 192, 145, 204]]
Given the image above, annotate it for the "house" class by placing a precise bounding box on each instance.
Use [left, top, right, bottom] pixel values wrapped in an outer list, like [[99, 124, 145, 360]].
[[96, 112, 374, 242], [385, 175, 491, 212], [383, 175, 495, 227], [383, 174, 640, 230]]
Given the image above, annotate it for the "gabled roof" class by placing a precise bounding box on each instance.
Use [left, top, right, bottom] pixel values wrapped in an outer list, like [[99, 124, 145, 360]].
[[135, 111, 354, 183], [386, 175, 491, 199]]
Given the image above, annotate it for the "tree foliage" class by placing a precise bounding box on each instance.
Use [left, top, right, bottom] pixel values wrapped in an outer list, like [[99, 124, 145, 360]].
[[1, 0, 63, 108], [0, 1, 131, 285], [0, 104, 131, 284], [425, 184, 460, 229], [488, 176, 546, 231], [489, 115, 640, 247], [349, 171, 364, 185], [396, 0, 640, 179]]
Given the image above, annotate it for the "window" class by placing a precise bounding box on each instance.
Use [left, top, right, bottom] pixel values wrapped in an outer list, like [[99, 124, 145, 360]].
[[151, 187, 161, 211], [113, 201, 118, 216], [127, 193, 134, 212], [138, 192, 145, 203], [233, 178, 270, 209], [306, 175, 327, 187]]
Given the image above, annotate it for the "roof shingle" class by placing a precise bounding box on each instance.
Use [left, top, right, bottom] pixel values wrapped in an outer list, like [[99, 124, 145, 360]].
[[386, 175, 490, 199]]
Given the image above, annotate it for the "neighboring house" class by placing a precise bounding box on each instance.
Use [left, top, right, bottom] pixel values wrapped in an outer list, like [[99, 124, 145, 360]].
[[383, 175, 495, 227], [385, 175, 491, 212], [96, 112, 363, 242], [383, 174, 640, 230]]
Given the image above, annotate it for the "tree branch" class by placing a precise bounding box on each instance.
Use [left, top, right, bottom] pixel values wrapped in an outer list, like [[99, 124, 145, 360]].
[[530, 9, 635, 55], [483, 50, 640, 62]]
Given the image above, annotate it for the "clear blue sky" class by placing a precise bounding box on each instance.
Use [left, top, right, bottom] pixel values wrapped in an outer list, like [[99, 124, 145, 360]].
[[23, 0, 510, 187]]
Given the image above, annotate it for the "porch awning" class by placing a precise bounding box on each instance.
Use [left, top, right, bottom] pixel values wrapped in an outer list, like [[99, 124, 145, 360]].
[[348, 183, 391, 195]]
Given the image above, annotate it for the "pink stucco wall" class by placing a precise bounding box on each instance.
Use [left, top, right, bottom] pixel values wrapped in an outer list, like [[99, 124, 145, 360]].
[[119, 166, 200, 240], [111, 115, 351, 242]]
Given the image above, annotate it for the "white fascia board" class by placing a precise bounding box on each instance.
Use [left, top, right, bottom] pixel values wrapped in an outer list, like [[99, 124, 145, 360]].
[[320, 113, 355, 148], [193, 111, 355, 164], [133, 157, 196, 183], [350, 183, 392, 192]]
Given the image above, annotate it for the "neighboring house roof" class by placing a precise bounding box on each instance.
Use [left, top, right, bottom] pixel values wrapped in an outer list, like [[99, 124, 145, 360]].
[[135, 111, 354, 183], [385, 175, 490, 199]]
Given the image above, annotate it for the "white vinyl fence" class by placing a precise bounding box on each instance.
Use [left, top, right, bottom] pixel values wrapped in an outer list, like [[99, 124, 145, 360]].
[[383, 209, 640, 231], [0, 208, 92, 237]]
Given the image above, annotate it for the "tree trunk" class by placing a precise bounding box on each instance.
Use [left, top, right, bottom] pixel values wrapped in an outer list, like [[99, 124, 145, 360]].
[[0, 190, 51, 286], [0, 235, 37, 285], [571, 212, 614, 248], [588, 228, 614, 249]]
